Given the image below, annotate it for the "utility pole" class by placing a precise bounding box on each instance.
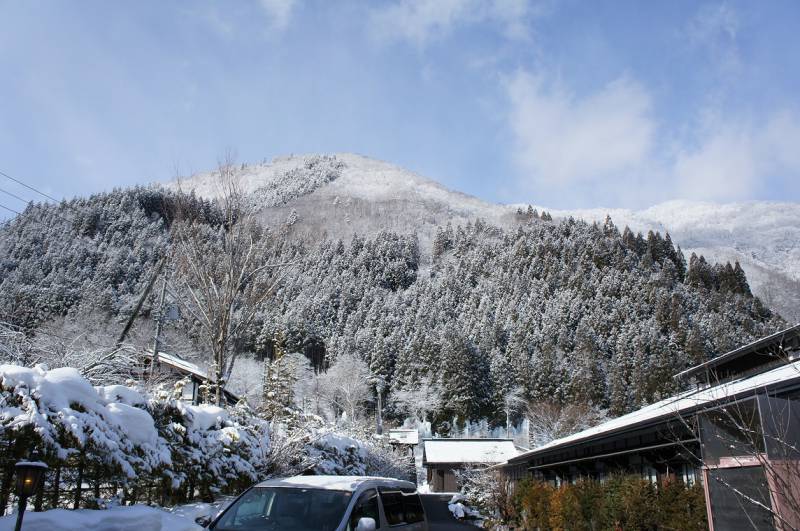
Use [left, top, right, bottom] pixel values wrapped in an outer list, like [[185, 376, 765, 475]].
[[116, 257, 166, 348], [149, 270, 168, 378], [375, 377, 385, 435]]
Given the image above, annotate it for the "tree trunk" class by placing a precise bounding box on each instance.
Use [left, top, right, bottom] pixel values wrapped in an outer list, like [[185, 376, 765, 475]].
[[93, 471, 100, 503], [215, 346, 224, 406], [51, 463, 61, 509], [34, 473, 44, 511], [74, 454, 85, 509], [0, 461, 14, 516]]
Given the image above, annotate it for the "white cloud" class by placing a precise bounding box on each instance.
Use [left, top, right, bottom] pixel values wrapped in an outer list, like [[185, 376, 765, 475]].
[[259, 0, 297, 31], [674, 112, 800, 201], [505, 69, 800, 205], [506, 70, 654, 187], [369, 0, 543, 47]]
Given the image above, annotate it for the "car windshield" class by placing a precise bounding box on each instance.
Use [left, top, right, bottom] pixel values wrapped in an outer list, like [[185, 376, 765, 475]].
[[211, 487, 353, 531]]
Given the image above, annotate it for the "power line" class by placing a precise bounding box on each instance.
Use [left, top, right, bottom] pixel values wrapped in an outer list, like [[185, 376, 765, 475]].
[[0, 170, 77, 224], [0, 169, 61, 203], [0, 203, 21, 215], [0, 187, 30, 205]]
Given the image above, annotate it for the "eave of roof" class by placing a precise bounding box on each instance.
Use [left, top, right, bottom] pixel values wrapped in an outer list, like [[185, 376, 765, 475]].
[[507, 358, 800, 465], [674, 323, 800, 381]]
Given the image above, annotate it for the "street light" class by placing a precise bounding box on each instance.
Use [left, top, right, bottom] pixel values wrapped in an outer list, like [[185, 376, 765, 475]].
[[14, 459, 48, 531]]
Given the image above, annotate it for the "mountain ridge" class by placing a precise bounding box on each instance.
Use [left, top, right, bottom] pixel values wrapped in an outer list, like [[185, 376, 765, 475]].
[[172, 153, 800, 321]]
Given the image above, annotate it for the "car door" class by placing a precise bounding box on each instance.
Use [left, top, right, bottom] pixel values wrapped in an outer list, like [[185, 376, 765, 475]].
[[378, 487, 427, 530]]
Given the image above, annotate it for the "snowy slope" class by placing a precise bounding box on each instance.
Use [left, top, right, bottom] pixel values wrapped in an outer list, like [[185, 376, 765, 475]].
[[172, 153, 515, 249], [172, 154, 800, 320]]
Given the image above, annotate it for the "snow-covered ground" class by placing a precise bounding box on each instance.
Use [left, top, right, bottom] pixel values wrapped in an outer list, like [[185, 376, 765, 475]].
[[0, 503, 215, 531]]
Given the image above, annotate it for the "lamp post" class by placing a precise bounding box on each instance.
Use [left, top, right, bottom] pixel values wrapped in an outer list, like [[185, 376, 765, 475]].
[[14, 459, 48, 531]]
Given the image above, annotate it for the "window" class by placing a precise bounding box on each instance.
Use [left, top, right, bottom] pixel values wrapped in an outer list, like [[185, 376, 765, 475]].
[[212, 487, 352, 531], [640, 464, 658, 485], [700, 399, 764, 465], [678, 463, 697, 486], [378, 488, 425, 526], [379, 490, 405, 526], [348, 489, 380, 530], [400, 490, 424, 524]]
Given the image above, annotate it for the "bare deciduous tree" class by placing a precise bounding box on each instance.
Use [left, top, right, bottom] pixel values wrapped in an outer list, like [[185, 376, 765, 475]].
[[171, 156, 284, 405], [391, 374, 443, 423], [526, 400, 606, 448], [319, 352, 373, 422]]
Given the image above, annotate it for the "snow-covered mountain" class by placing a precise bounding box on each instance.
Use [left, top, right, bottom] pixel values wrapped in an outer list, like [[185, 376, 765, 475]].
[[174, 153, 800, 321]]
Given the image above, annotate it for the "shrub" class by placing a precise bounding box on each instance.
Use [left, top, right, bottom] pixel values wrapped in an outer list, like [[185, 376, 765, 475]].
[[508, 475, 707, 531]]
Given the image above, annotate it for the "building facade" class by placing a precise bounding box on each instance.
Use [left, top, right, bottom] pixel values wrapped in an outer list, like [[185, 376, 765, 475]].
[[500, 324, 800, 530], [423, 438, 521, 493]]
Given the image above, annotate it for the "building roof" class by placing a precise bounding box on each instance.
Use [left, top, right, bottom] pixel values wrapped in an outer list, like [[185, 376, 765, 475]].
[[388, 429, 419, 445], [674, 324, 800, 382], [507, 357, 800, 465], [255, 475, 416, 492], [145, 350, 209, 380], [144, 350, 240, 403], [423, 439, 520, 465]]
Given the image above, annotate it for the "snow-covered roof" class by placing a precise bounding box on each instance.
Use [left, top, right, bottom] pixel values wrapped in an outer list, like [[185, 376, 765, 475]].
[[509, 358, 800, 465], [256, 475, 416, 492], [388, 429, 419, 445], [423, 439, 520, 465], [145, 351, 209, 381]]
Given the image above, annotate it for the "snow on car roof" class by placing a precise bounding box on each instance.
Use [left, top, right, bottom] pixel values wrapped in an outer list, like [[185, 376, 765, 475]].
[[507, 357, 800, 464], [422, 439, 520, 464], [255, 475, 416, 492]]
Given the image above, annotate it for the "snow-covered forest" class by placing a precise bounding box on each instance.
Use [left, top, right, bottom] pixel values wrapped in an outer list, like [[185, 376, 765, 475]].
[[0, 174, 782, 420], [0, 159, 785, 516]]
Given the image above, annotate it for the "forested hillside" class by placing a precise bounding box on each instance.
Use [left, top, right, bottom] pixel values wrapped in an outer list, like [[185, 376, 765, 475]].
[[0, 185, 783, 426]]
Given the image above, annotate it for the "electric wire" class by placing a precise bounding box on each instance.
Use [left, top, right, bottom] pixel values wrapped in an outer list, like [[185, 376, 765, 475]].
[[0, 187, 30, 205], [0, 203, 21, 215], [0, 169, 61, 203], [0, 169, 78, 224]]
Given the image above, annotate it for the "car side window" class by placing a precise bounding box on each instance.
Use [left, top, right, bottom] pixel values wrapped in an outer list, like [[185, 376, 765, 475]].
[[400, 490, 424, 524], [379, 490, 406, 526], [349, 489, 380, 530]]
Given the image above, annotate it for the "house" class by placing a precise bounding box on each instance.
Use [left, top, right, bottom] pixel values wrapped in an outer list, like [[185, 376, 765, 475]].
[[143, 350, 240, 406], [499, 324, 800, 531], [422, 438, 521, 492], [388, 428, 420, 459]]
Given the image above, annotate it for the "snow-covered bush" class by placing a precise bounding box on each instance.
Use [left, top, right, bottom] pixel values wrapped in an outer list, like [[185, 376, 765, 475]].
[[0, 364, 269, 508], [454, 466, 516, 526], [0, 362, 414, 512], [0, 364, 168, 478]]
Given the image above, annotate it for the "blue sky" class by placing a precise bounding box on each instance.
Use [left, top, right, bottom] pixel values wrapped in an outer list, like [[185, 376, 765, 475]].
[[1, 0, 799, 218]]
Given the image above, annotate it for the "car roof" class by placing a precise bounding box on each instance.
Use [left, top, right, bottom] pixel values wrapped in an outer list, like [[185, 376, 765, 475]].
[[254, 475, 417, 492]]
